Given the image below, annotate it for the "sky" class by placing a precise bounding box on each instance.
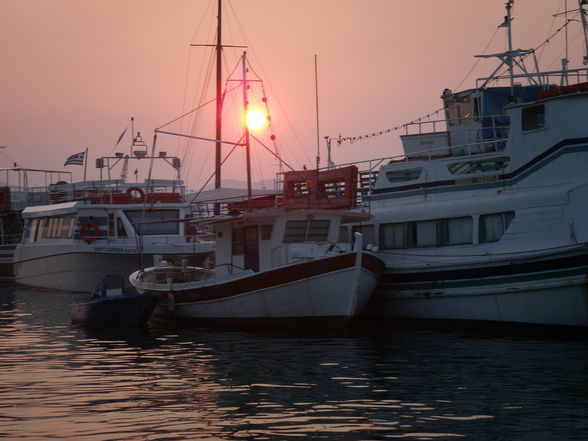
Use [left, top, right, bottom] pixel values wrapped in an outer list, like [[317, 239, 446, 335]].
[[1, 0, 586, 189]]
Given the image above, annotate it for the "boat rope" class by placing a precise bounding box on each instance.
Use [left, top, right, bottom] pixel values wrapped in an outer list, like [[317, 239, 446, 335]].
[[188, 135, 243, 204]]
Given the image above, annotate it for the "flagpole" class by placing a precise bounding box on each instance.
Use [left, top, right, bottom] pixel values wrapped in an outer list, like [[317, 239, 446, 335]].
[[83, 147, 88, 181]]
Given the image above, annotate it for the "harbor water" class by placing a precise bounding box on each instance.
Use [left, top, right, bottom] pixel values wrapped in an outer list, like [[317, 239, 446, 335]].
[[1, 284, 587, 441]]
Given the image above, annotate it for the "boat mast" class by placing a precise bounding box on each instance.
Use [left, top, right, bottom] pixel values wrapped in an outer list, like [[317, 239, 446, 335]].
[[215, 0, 223, 191], [579, 0, 588, 66], [505, 0, 515, 95], [242, 52, 253, 209]]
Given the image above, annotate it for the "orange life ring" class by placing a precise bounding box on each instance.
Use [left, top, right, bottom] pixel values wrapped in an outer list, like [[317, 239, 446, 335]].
[[79, 221, 101, 244], [126, 186, 145, 203], [185, 224, 196, 242]]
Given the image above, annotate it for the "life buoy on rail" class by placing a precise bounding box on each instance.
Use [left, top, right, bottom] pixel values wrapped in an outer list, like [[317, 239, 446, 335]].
[[185, 223, 196, 242], [79, 221, 101, 244], [126, 186, 145, 203]]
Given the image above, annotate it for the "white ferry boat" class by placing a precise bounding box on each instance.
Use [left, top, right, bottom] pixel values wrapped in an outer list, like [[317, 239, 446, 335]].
[[340, 1, 588, 326], [13, 152, 214, 292]]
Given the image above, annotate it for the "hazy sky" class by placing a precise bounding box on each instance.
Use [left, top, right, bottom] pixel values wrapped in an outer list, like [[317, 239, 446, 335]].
[[0, 0, 585, 189]]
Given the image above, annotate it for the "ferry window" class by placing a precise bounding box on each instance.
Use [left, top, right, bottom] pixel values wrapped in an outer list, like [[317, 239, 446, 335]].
[[448, 157, 510, 175], [414, 220, 437, 248], [385, 168, 422, 183], [124, 209, 179, 235], [381, 216, 473, 249], [284, 219, 331, 242], [522, 105, 545, 131], [439, 217, 473, 245], [380, 222, 406, 249], [351, 224, 375, 249], [232, 227, 244, 255], [260, 225, 272, 241], [479, 211, 515, 243]]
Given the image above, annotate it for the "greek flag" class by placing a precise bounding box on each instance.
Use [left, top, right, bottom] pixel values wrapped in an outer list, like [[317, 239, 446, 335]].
[[64, 151, 85, 166]]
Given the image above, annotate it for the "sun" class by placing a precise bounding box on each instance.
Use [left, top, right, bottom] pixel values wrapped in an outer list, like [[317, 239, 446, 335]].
[[246, 109, 266, 131]]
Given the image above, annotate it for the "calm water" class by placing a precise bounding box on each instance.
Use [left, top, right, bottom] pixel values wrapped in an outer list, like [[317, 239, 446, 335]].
[[0, 285, 587, 441]]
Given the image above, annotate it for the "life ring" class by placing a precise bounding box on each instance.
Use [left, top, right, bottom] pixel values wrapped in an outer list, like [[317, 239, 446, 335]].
[[79, 221, 101, 244], [126, 186, 145, 203], [185, 223, 196, 242]]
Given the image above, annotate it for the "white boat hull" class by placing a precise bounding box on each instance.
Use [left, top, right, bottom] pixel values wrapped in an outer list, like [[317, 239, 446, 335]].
[[132, 252, 385, 328], [14, 249, 211, 293], [364, 250, 588, 326]]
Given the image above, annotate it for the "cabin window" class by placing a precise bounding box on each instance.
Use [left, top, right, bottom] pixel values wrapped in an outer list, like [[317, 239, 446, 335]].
[[385, 168, 422, 183], [55, 217, 64, 238], [284, 219, 331, 242], [351, 224, 376, 249], [28, 219, 39, 243], [380, 223, 406, 249], [439, 217, 473, 245], [445, 94, 471, 126], [479, 211, 515, 243], [448, 157, 510, 175], [66, 216, 76, 238], [45, 218, 55, 238], [260, 225, 273, 240], [232, 227, 244, 255], [411, 220, 437, 248], [338, 226, 350, 244], [117, 217, 128, 237], [124, 209, 179, 235], [37, 218, 47, 240], [380, 216, 473, 249], [522, 105, 545, 131], [108, 214, 115, 238]]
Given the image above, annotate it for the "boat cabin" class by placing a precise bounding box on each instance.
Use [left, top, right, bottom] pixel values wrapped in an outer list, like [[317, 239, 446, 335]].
[[210, 209, 371, 278]]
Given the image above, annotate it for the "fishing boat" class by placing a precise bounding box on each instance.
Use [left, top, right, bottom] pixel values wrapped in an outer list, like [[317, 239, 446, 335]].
[[129, 46, 385, 328], [129, 193, 384, 329], [69, 274, 160, 325], [330, 1, 588, 327], [13, 150, 214, 292]]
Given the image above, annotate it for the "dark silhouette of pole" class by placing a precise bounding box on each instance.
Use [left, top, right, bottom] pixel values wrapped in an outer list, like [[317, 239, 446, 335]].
[[215, 0, 223, 191]]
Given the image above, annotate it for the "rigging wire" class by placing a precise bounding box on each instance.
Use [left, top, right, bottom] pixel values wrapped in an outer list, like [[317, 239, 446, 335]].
[[226, 0, 313, 169], [335, 5, 584, 146]]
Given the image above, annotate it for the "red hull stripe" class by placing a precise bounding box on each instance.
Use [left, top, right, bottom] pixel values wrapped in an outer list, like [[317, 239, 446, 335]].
[[164, 252, 384, 304]]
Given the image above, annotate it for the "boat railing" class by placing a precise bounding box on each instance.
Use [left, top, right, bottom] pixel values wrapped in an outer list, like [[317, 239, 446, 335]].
[[47, 179, 185, 204], [476, 67, 588, 89]]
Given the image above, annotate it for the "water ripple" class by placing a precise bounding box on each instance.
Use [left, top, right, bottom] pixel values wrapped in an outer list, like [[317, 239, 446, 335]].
[[0, 288, 587, 440]]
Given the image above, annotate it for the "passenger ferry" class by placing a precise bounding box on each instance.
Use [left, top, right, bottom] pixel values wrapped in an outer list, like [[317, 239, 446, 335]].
[[340, 1, 588, 326], [13, 152, 214, 292]]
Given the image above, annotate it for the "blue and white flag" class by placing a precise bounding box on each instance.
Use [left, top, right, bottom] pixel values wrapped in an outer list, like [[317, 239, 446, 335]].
[[64, 151, 85, 166]]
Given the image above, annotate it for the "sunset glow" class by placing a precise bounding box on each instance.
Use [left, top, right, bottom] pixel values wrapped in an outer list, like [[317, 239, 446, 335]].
[[246, 109, 266, 131]]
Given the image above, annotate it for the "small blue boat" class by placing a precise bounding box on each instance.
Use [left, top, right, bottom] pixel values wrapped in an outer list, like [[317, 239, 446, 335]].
[[70, 275, 160, 325]]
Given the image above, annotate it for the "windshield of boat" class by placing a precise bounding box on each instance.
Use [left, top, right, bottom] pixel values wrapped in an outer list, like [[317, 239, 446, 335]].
[[124, 209, 180, 235]]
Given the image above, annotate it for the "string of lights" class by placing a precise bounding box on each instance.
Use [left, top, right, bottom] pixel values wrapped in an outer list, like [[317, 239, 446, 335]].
[[332, 108, 444, 146]]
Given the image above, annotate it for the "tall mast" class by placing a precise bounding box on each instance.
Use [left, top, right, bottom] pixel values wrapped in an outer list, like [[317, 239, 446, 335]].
[[215, 0, 223, 190], [579, 0, 588, 66], [506, 0, 515, 94], [242, 52, 253, 209]]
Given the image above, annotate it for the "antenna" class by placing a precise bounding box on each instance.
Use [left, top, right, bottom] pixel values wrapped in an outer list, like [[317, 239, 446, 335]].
[[315, 54, 320, 170]]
